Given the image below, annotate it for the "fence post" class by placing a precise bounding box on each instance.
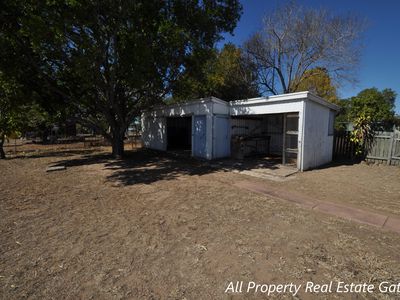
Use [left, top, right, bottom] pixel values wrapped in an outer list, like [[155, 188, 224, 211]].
[[387, 125, 396, 165]]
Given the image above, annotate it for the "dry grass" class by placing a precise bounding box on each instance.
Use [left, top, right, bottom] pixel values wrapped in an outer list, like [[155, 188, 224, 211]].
[[1, 145, 400, 299]]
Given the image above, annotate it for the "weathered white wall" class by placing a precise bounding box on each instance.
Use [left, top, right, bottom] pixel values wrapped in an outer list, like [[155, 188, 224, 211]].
[[302, 100, 334, 170], [141, 93, 338, 169], [212, 98, 230, 115], [151, 101, 212, 117], [231, 99, 304, 116], [212, 115, 231, 158], [141, 113, 167, 151], [142, 98, 230, 159]]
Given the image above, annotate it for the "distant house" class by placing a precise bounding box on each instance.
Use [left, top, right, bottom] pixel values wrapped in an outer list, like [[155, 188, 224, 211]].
[[141, 92, 340, 171]]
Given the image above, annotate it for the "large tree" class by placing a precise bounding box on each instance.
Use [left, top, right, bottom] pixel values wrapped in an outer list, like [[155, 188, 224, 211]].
[[0, 70, 68, 158], [172, 43, 259, 101], [1, 0, 242, 158], [243, 2, 364, 96], [0, 73, 22, 159], [294, 67, 339, 104]]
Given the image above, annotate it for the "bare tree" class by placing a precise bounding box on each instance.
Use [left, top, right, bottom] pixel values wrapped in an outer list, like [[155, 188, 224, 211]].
[[243, 2, 365, 95]]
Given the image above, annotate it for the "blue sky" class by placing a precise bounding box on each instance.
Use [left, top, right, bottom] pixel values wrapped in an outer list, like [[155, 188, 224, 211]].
[[220, 0, 400, 114]]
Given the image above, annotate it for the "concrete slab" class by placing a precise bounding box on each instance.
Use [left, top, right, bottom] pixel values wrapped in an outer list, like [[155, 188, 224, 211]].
[[46, 165, 66, 172], [246, 165, 298, 177], [211, 157, 298, 181], [235, 170, 288, 182]]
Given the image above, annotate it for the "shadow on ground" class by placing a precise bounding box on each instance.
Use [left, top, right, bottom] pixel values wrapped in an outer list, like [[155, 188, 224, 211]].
[[314, 158, 363, 170], [49, 149, 296, 186]]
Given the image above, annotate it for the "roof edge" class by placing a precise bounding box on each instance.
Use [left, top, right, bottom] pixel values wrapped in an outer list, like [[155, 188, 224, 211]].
[[143, 96, 228, 113], [230, 91, 340, 111], [230, 91, 309, 106], [307, 93, 340, 111]]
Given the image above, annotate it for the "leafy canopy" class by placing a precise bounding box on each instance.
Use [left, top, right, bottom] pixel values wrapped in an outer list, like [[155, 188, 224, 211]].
[[294, 67, 339, 104], [335, 87, 397, 131], [0, 72, 26, 158], [0, 74, 22, 139], [172, 43, 259, 101], [349, 88, 396, 123], [0, 0, 242, 157]]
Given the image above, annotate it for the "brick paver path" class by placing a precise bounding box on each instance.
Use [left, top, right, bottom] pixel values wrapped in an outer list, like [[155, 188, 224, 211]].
[[235, 180, 400, 234]]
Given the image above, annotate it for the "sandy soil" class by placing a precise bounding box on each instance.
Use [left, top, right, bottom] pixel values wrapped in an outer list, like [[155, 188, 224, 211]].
[[1, 145, 400, 299], [284, 163, 400, 217], [243, 161, 400, 218]]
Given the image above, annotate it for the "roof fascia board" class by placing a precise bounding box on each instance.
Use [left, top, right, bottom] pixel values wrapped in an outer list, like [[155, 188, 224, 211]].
[[144, 96, 227, 113], [230, 91, 340, 111], [230, 92, 309, 106], [307, 93, 340, 111]]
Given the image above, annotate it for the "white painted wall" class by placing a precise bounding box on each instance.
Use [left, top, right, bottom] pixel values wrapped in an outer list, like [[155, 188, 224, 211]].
[[212, 99, 230, 115], [141, 92, 339, 169], [142, 98, 230, 159], [302, 100, 335, 170], [141, 113, 167, 151], [212, 115, 231, 158], [231, 99, 304, 116], [205, 114, 213, 159]]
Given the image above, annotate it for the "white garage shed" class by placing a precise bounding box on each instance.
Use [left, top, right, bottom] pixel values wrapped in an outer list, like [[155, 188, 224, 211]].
[[141, 97, 231, 160], [141, 92, 340, 171]]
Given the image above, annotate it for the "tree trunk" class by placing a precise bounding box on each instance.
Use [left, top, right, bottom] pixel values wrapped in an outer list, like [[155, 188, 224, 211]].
[[111, 133, 124, 159], [0, 135, 6, 159]]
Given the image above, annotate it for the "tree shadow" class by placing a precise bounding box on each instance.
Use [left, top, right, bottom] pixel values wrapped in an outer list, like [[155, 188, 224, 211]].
[[50, 149, 289, 186], [312, 158, 363, 170]]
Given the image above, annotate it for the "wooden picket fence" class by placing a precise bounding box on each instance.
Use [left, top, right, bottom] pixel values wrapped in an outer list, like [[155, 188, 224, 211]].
[[366, 128, 400, 166], [333, 127, 400, 166], [333, 131, 355, 159]]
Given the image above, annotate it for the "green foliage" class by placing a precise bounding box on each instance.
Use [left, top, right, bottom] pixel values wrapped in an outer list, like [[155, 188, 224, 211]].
[[0, 74, 22, 137], [1, 0, 243, 157], [21, 102, 60, 137], [393, 115, 400, 127], [349, 88, 396, 124], [0, 96, 18, 140], [335, 88, 397, 131], [295, 67, 339, 104], [0, 73, 24, 158], [172, 43, 259, 101], [350, 113, 374, 156], [334, 99, 353, 131]]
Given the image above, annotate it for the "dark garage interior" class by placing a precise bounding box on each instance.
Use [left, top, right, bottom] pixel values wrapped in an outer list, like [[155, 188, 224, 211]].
[[166, 116, 192, 151], [230, 113, 299, 165]]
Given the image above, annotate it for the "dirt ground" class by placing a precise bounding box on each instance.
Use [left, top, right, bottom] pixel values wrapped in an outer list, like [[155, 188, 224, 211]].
[[247, 161, 400, 218], [1, 144, 400, 299]]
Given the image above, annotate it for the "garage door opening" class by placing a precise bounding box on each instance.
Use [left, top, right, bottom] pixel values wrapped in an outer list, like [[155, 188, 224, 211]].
[[166, 116, 192, 152], [231, 113, 299, 167]]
